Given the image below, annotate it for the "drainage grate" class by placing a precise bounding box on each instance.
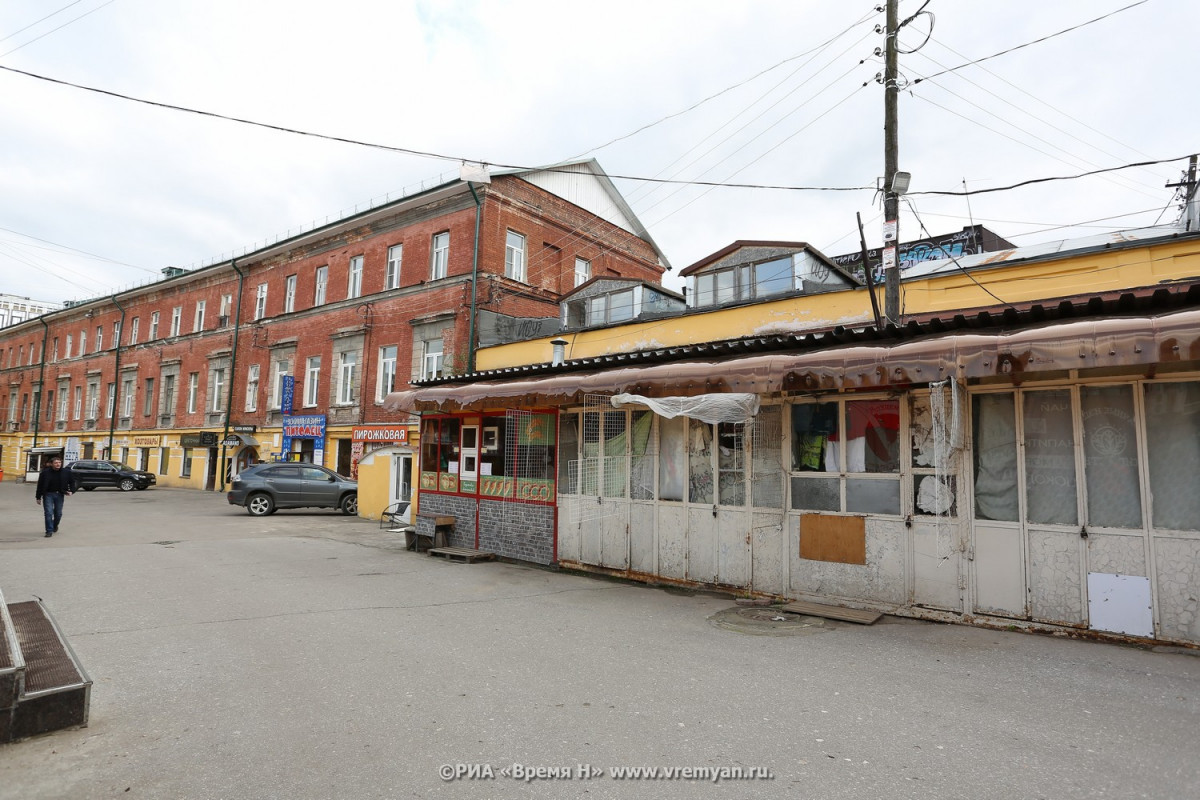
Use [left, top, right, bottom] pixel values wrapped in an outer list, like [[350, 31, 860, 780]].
[[708, 606, 833, 637], [7, 602, 82, 693]]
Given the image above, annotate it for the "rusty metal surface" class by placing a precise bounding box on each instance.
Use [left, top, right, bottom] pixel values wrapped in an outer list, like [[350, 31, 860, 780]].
[[7, 602, 82, 694]]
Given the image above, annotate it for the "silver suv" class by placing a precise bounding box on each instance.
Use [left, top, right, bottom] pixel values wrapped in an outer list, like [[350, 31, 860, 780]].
[[227, 463, 358, 517]]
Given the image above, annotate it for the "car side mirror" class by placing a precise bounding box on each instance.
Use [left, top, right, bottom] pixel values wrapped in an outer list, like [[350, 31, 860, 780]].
[[328, 476, 336, 482]]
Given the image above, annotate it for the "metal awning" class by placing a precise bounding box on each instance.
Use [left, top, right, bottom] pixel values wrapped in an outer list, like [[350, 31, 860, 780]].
[[382, 308, 1200, 413], [224, 433, 259, 447]]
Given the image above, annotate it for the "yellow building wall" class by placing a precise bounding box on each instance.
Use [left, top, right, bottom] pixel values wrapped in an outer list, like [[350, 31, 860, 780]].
[[476, 238, 1200, 370], [356, 448, 392, 521]]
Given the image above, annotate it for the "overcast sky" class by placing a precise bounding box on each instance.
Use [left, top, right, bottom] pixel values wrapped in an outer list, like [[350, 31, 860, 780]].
[[0, 0, 1195, 306]]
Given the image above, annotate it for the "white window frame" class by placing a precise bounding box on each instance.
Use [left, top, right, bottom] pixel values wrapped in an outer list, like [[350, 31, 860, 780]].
[[378, 345, 397, 402], [348, 255, 363, 299], [186, 373, 198, 414], [66, 334, 73, 358], [255, 284, 268, 320], [130, 317, 139, 345], [105, 382, 115, 418], [73, 386, 82, 420], [79, 330, 87, 354], [219, 294, 232, 319], [86, 383, 99, 420], [505, 230, 527, 282], [337, 352, 357, 405], [95, 325, 103, 352], [122, 379, 135, 418], [149, 311, 159, 340], [211, 368, 225, 413], [245, 364, 259, 412], [575, 257, 591, 287], [112, 321, 120, 348], [194, 300, 206, 332], [270, 360, 289, 409], [386, 245, 403, 289], [314, 266, 328, 305], [304, 357, 321, 407], [284, 275, 297, 313], [431, 232, 449, 280], [58, 388, 69, 421], [170, 306, 182, 337], [421, 341, 444, 381]]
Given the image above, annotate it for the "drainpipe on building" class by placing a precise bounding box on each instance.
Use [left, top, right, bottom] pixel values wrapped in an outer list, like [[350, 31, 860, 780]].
[[107, 294, 127, 458], [218, 258, 245, 492], [467, 181, 483, 375], [32, 316, 49, 449]]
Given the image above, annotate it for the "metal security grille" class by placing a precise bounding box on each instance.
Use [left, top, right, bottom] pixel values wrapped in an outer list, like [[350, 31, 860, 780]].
[[568, 394, 622, 523], [493, 409, 550, 531], [926, 379, 965, 559], [750, 405, 784, 508]]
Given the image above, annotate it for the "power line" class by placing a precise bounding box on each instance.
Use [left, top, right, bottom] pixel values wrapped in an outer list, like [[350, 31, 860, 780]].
[[910, 1, 1149, 86], [910, 154, 1194, 198], [902, 197, 1006, 306], [0, 0, 85, 43], [0, 0, 118, 58]]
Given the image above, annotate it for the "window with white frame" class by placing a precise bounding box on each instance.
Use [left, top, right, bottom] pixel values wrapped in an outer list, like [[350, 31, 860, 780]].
[[112, 321, 120, 347], [284, 275, 297, 313], [143, 377, 155, 417], [186, 372, 198, 413], [95, 325, 103, 352], [211, 368, 225, 412], [254, 284, 268, 320], [270, 359, 289, 409], [193, 300, 206, 332], [245, 364, 259, 411], [378, 345, 397, 401], [421, 340, 443, 381], [86, 382, 99, 420], [121, 378, 135, 418], [51, 337, 58, 362], [219, 294, 232, 321], [505, 230, 526, 282], [430, 232, 449, 280], [79, 329, 87, 354], [149, 311, 159, 340], [105, 382, 115, 418], [314, 266, 328, 305], [66, 334, 73, 357], [789, 399, 902, 514], [304, 357, 321, 407], [348, 255, 363, 299], [73, 386, 82, 420], [574, 257, 591, 287], [130, 317, 139, 344], [162, 374, 176, 417], [386, 245, 402, 289], [170, 306, 182, 337], [337, 352, 357, 405]]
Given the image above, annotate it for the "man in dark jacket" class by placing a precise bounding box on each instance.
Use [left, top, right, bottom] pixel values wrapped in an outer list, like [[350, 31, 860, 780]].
[[35, 456, 76, 537]]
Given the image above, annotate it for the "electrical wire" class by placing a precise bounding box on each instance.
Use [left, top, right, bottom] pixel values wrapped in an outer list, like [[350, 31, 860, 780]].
[[910, 154, 1194, 198], [0, 0, 85, 43], [903, 197, 1006, 306], [910, 0, 1149, 85], [0, 0, 118, 58]]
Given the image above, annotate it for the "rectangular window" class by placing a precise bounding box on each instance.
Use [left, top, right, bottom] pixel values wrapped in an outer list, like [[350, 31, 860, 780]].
[[162, 375, 176, 418], [129, 317, 139, 345], [181, 448, 193, 478], [378, 345, 397, 401], [143, 377, 155, 417], [105, 383, 115, 418], [194, 300, 206, 332], [422, 340, 444, 381], [187, 373, 198, 413], [66, 334, 73, 357], [95, 325, 103, 352], [211, 368, 225, 412], [304, 357, 320, 407], [45, 390, 54, 421], [386, 245, 403, 289], [1144, 381, 1200, 531], [574, 257, 591, 287], [86, 383, 99, 420], [271, 359, 289, 409], [80, 330, 87, 354], [314, 266, 327, 305], [348, 255, 363, 299], [972, 393, 1019, 522], [73, 386, 82, 420], [112, 320, 121, 347], [337, 352, 357, 405], [52, 337, 59, 362], [246, 364, 260, 411], [790, 399, 901, 514], [430, 232, 449, 280], [57, 388, 69, 421], [285, 275, 297, 313], [149, 311, 159, 340], [121, 379, 135, 418], [159, 447, 170, 475], [170, 306, 182, 337], [505, 231, 526, 282], [1022, 389, 1077, 525], [255, 284, 268, 320], [219, 294, 232, 320]]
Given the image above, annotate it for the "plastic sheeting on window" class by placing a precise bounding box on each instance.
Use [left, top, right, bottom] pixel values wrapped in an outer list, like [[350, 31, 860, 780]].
[[610, 392, 759, 424]]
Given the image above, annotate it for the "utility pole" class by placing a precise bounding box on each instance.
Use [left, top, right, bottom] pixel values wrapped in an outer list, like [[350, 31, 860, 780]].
[[883, 0, 901, 324], [1165, 154, 1199, 231]]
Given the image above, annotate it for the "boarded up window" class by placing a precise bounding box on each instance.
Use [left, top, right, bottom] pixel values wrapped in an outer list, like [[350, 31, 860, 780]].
[[799, 513, 866, 565]]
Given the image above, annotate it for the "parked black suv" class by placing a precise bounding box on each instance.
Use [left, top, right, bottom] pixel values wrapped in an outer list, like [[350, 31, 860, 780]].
[[227, 463, 358, 517], [66, 460, 157, 491]]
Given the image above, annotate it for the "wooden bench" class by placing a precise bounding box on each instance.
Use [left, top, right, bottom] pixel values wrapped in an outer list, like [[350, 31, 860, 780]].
[[411, 513, 455, 552]]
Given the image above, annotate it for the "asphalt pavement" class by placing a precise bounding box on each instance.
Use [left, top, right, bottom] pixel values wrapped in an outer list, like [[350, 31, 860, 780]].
[[0, 480, 1197, 800]]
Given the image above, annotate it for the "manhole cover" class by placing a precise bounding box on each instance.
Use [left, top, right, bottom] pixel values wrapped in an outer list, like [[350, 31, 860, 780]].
[[708, 607, 832, 636]]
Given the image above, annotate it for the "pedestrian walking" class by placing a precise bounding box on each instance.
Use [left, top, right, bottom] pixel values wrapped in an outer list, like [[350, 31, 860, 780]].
[[35, 456, 76, 537]]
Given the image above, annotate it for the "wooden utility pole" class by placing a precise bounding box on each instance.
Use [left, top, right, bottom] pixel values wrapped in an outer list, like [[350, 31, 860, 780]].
[[883, 0, 900, 324]]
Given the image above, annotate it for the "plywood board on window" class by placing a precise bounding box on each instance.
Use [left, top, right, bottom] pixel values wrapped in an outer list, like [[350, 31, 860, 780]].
[[800, 514, 866, 565]]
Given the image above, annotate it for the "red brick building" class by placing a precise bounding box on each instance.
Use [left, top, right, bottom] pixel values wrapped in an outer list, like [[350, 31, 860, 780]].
[[0, 160, 668, 507]]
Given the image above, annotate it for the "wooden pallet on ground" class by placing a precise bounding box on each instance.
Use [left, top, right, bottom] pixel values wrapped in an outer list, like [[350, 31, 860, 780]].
[[428, 547, 495, 564], [780, 600, 882, 625]]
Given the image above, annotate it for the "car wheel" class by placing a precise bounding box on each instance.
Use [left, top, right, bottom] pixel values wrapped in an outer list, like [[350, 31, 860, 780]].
[[119, 478, 135, 492], [82, 486, 95, 492], [247, 493, 275, 516], [340, 493, 358, 515]]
